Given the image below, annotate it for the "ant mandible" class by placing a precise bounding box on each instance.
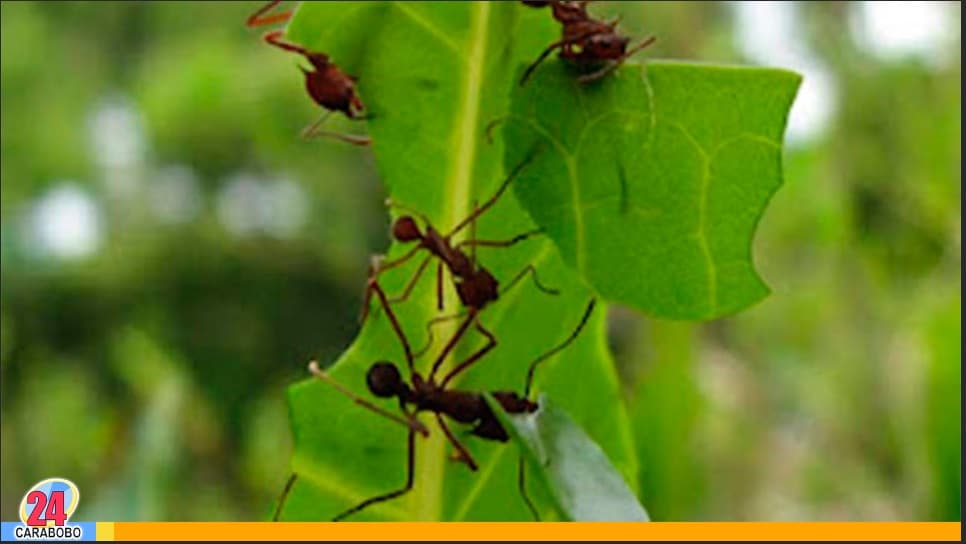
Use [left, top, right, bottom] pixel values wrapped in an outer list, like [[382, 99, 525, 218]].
[[246, 1, 370, 145], [277, 274, 597, 521], [520, 0, 656, 85], [361, 151, 558, 377]]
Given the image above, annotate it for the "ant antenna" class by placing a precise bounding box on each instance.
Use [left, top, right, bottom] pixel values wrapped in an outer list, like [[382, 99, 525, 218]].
[[524, 298, 597, 396], [515, 298, 597, 522], [308, 361, 429, 436], [272, 473, 298, 521], [384, 198, 433, 227], [445, 147, 543, 238], [628, 35, 657, 56]]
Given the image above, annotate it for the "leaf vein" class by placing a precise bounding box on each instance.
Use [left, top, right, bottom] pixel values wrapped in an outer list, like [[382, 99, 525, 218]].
[[392, 2, 464, 59], [666, 121, 717, 314]]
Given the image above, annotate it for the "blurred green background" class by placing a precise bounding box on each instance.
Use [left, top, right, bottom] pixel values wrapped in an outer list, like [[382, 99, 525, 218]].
[[1, 1, 960, 521]]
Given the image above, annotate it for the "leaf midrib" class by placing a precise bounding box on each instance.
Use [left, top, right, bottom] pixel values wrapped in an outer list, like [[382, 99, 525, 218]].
[[412, 0, 491, 522]]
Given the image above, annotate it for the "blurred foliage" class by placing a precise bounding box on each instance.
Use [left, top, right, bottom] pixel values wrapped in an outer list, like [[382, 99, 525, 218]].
[[0, 1, 960, 522]]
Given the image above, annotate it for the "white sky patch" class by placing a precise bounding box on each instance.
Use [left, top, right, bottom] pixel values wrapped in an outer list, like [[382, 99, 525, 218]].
[[732, 1, 838, 146], [29, 183, 104, 260], [217, 173, 264, 237], [263, 178, 309, 239], [216, 173, 308, 238], [149, 165, 203, 225], [88, 96, 148, 204], [88, 96, 146, 171], [852, 2, 959, 67]]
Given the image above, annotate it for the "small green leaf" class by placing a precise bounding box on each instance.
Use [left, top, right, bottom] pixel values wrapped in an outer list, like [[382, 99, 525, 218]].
[[504, 61, 802, 319], [490, 394, 650, 521]]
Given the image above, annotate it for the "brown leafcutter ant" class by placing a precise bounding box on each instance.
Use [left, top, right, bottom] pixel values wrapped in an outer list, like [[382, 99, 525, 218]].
[[273, 274, 597, 521], [521, 0, 656, 85], [361, 152, 558, 373], [246, 1, 370, 145]]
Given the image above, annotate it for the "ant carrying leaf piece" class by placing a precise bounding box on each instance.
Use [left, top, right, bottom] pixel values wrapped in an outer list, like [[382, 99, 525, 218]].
[[520, 0, 656, 85], [246, 1, 371, 145], [275, 273, 596, 521], [361, 152, 558, 365]]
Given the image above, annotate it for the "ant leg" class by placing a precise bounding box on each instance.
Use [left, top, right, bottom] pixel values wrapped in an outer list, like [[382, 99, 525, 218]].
[[262, 30, 309, 55], [605, 14, 624, 29], [519, 28, 601, 86], [359, 255, 383, 324], [333, 427, 416, 521], [413, 310, 467, 358], [577, 35, 657, 84], [301, 111, 372, 146], [470, 199, 479, 267], [455, 228, 543, 250], [520, 40, 567, 86], [246, 1, 291, 28], [525, 299, 596, 396], [387, 255, 433, 306], [440, 321, 497, 388], [436, 414, 479, 471], [502, 264, 561, 298], [435, 261, 445, 312], [518, 457, 541, 521], [428, 310, 479, 382], [378, 244, 424, 274], [577, 61, 621, 84], [272, 472, 299, 521], [359, 247, 423, 324], [308, 362, 429, 436], [446, 152, 541, 238], [301, 110, 333, 135], [365, 281, 418, 375]]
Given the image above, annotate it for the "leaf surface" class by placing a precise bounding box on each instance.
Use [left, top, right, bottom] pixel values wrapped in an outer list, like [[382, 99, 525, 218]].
[[504, 61, 801, 319], [276, 1, 636, 521]]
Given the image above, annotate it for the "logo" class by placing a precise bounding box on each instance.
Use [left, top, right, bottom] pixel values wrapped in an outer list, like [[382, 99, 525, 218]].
[[0, 478, 89, 541]]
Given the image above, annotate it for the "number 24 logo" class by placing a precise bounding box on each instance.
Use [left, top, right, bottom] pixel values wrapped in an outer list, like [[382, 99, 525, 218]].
[[19, 478, 80, 527]]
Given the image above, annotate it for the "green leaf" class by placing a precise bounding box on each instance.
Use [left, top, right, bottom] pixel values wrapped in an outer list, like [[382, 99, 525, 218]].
[[490, 394, 650, 521], [275, 2, 636, 521], [503, 61, 802, 319]]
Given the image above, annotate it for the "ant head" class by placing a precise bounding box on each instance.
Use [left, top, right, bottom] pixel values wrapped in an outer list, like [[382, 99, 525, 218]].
[[589, 33, 629, 59], [304, 52, 331, 71], [367, 362, 404, 398], [392, 216, 422, 242]]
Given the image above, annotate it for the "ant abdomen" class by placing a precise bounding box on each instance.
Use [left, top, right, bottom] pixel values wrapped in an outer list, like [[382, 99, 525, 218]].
[[455, 269, 499, 308], [471, 417, 510, 442]]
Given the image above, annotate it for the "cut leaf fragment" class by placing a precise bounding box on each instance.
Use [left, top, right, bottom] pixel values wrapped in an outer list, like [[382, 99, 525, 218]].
[[490, 393, 650, 521], [504, 61, 802, 320]]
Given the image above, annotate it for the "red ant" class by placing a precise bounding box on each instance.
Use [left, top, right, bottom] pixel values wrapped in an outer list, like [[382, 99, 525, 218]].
[[274, 274, 597, 521], [361, 152, 558, 376], [520, 0, 656, 85], [246, 1, 370, 145]]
